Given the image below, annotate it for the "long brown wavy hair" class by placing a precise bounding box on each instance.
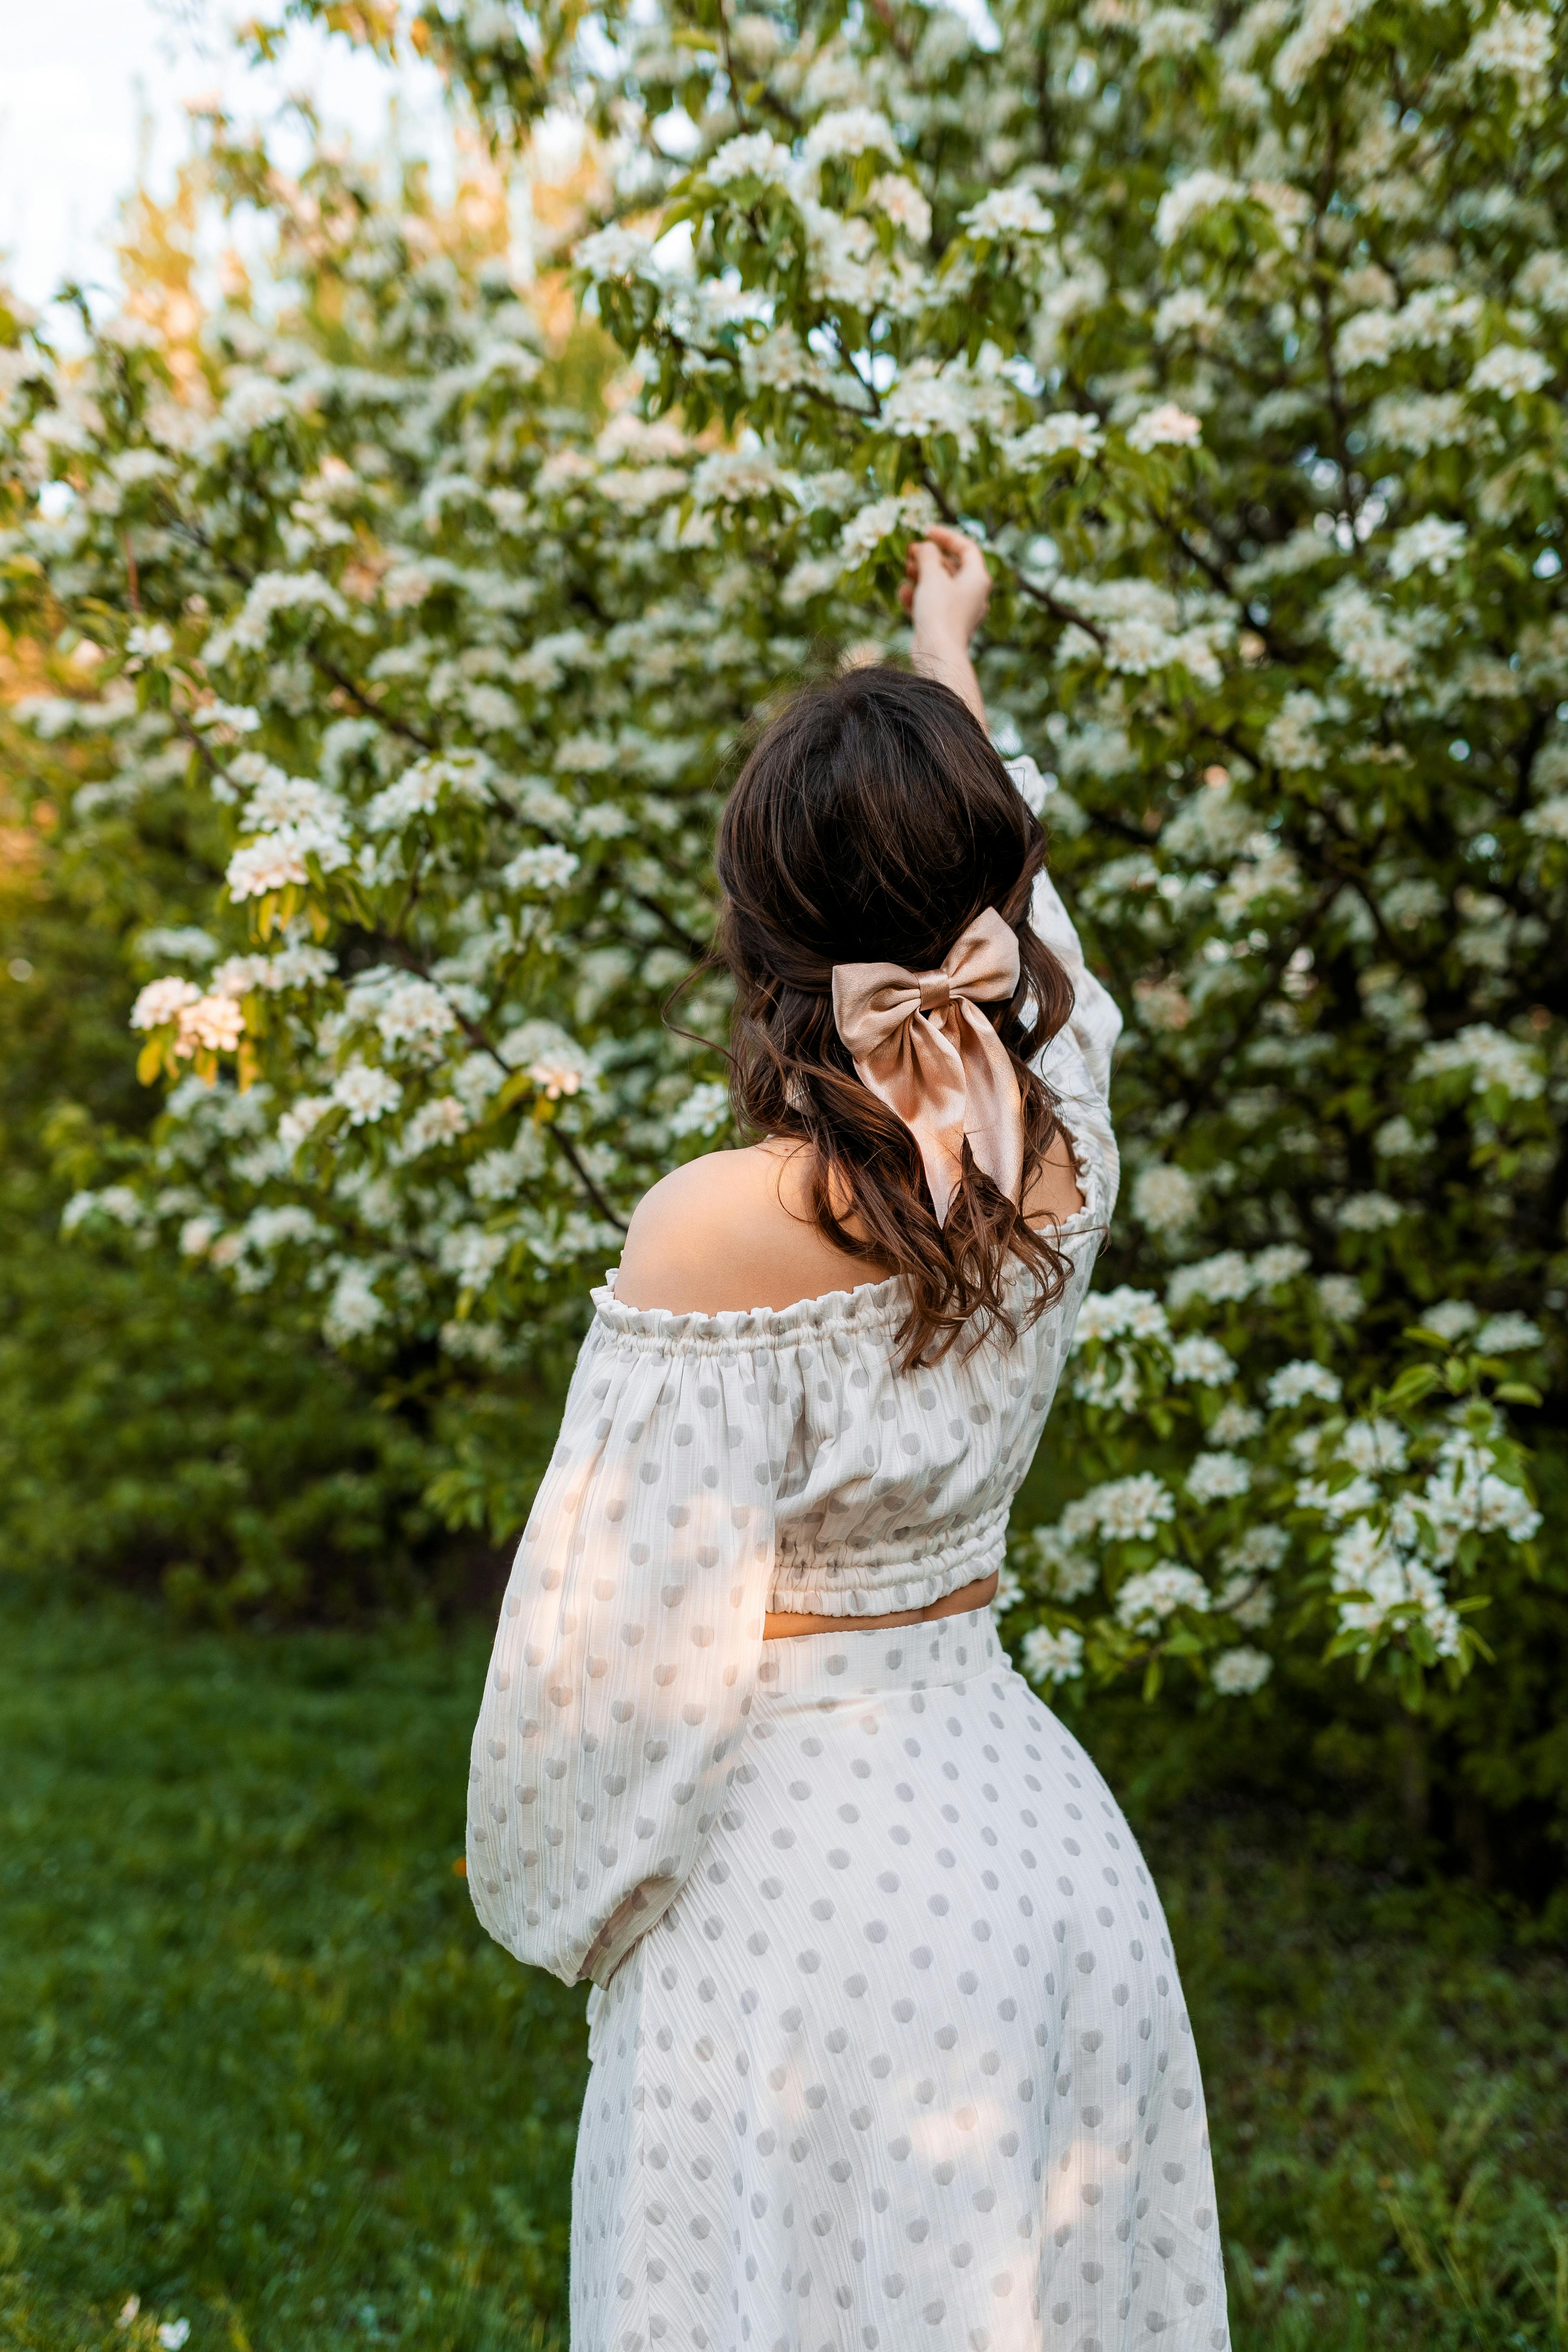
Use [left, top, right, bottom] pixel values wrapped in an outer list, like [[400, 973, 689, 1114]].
[[711, 664, 1078, 1368]]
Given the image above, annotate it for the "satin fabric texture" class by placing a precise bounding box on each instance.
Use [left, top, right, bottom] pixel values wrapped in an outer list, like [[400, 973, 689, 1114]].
[[830, 906, 1025, 1227]]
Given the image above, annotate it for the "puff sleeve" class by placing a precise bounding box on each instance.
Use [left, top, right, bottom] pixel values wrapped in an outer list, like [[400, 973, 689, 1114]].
[[1006, 754, 1124, 1216], [466, 1302, 801, 1989]]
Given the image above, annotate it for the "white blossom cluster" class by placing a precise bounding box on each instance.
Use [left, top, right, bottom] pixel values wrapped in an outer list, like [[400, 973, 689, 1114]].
[[1012, 1255, 1539, 1699], [2, 0, 1555, 1710]]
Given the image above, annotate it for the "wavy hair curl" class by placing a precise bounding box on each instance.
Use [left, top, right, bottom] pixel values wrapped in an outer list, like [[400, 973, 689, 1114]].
[[709, 665, 1078, 1369]]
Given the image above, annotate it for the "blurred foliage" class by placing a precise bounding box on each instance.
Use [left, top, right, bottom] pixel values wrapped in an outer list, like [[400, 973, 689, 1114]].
[[0, 661, 492, 1623]]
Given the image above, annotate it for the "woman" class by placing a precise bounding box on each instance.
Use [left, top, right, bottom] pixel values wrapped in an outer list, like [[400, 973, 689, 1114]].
[[466, 528, 1229, 2352]]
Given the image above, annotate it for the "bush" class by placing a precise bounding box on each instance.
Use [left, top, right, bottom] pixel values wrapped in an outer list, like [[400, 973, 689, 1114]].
[[0, 0, 1563, 1868]]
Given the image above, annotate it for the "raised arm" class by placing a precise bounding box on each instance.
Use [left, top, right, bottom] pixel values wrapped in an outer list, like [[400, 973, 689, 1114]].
[[466, 1310, 797, 1986], [901, 524, 991, 727]]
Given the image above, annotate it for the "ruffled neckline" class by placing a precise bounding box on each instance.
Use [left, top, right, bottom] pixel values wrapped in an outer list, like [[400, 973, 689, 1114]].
[[593, 1148, 1108, 1347]]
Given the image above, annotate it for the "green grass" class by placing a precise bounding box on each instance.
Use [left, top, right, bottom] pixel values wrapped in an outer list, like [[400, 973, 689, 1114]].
[[1, 1599, 1564, 2352]]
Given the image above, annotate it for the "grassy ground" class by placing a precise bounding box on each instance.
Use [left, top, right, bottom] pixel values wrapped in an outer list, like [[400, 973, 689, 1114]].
[[1, 1598, 1564, 2352]]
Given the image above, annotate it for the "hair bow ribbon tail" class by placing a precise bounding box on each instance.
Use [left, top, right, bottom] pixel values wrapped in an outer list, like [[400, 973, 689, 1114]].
[[830, 908, 1024, 1227]]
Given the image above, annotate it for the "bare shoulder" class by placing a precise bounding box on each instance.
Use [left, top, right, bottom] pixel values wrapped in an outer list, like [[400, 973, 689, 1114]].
[[612, 1141, 880, 1315]]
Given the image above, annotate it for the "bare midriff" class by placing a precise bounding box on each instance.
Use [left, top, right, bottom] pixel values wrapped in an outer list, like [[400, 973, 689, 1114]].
[[762, 1570, 1000, 1641]]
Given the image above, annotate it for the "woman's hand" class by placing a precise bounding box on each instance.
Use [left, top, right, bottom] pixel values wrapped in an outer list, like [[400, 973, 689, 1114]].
[[899, 525, 990, 728]]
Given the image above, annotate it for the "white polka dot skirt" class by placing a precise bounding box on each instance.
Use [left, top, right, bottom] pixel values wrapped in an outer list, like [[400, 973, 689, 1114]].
[[571, 1608, 1230, 2352]]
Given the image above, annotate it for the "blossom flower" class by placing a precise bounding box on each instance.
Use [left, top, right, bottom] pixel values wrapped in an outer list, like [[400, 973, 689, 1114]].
[[1220, 1573, 1276, 1628], [157, 2324, 191, 2351], [323, 1263, 386, 1345], [61, 1185, 148, 1233], [1295, 1472, 1380, 1519], [1003, 413, 1105, 465], [1153, 171, 1243, 246], [243, 774, 346, 833], [1186, 1450, 1252, 1502], [574, 226, 659, 281], [331, 1062, 402, 1125], [438, 1225, 512, 1288], [1422, 1298, 1480, 1341], [960, 186, 1055, 239], [1524, 795, 1568, 839], [1328, 1521, 1462, 1655], [706, 132, 794, 188], [1154, 289, 1224, 343], [1420, 1431, 1542, 1545], [530, 1056, 583, 1099], [504, 844, 581, 891], [278, 1094, 334, 1151], [1170, 1336, 1236, 1386], [838, 489, 939, 565], [1470, 344, 1552, 397], [1321, 583, 1418, 694], [1367, 392, 1471, 452], [1412, 1025, 1545, 1101], [440, 1318, 508, 1365], [691, 450, 787, 505], [1167, 1250, 1254, 1309], [991, 1563, 1024, 1614], [879, 360, 1011, 455], [782, 555, 842, 604], [1082, 1472, 1177, 1542], [1224, 1525, 1290, 1575], [1209, 1403, 1264, 1445], [1262, 691, 1328, 769], [1273, 0, 1376, 95], [1021, 1524, 1101, 1602], [867, 175, 932, 241], [1132, 1162, 1199, 1237], [1463, 4, 1555, 85], [1334, 1191, 1404, 1232], [1338, 1416, 1410, 1474], [131, 976, 200, 1030], [1072, 1285, 1171, 1347], [803, 106, 900, 165], [1387, 517, 1466, 579], [206, 568, 347, 661], [668, 1080, 731, 1138], [1115, 1564, 1211, 1632], [240, 1205, 322, 1252], [1126, 403, 1203, 453], [363, 975, 458, 1062], [1318, 1276, 1365, 1322], [227, 822, 352, 898], [1140, 5, 1209, 55], [366, 754, 491, 831], [176, 994, 246, 1056], [400, 1096, 472, 1155], [1475, 1312, 1543, 1352], [1267, 1359, 1343, 1408], [1211, 1646, 1273, 1695], [554, 734, 618, 774], [1020, 1624, 1085, 1686]]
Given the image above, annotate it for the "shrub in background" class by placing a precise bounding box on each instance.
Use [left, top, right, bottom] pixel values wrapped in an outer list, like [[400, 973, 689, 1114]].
[[1, 0, 1564, 1877]]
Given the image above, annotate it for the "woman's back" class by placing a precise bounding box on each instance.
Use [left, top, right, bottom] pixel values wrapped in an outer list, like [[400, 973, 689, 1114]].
[[464, 541, 1229, 2352]]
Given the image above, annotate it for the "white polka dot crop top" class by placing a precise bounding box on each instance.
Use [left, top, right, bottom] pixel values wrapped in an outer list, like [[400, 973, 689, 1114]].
[[468, 804, 1123, 1985]]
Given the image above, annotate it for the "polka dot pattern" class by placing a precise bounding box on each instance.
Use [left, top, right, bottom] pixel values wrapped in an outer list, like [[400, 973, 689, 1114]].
[[465, 864, 1227, 2344], [572, 1611, 1229, 2351]]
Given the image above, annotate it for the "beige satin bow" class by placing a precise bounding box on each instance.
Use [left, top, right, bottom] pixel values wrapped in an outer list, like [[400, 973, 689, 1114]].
[[831, 906, 1024, 1228]]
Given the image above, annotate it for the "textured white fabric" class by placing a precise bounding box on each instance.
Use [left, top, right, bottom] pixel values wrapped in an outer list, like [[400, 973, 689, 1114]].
[[465, 845, 1230, 2345], [466, 864, 1120, 1986], [572, 1613, 1230, 2352]]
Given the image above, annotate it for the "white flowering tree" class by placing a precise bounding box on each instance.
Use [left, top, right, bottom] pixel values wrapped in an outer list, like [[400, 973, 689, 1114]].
[[2, 0, 1560, 1774], [0, 126, 828, 1528], [493, 0, 1559, 1729]]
